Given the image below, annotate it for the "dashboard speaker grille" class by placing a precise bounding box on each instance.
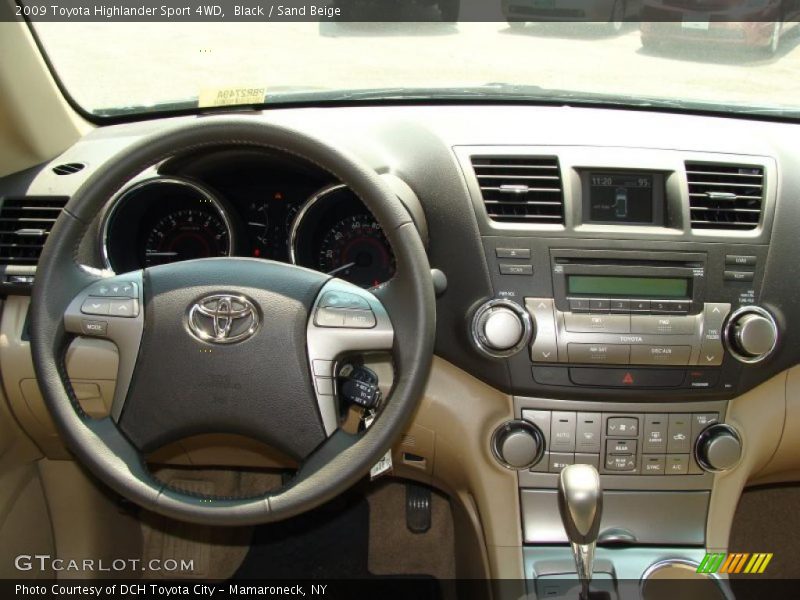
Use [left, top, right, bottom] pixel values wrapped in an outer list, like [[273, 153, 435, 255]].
[[0, 196, 69, 265], [686, 162, 764, 230], [471, 156, 564, 224]]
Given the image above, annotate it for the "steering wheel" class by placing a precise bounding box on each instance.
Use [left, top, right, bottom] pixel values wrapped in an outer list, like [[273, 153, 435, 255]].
[[29, 119, 435, 525]]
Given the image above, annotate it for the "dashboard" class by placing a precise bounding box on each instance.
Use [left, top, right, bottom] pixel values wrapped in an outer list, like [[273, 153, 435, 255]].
[[101, 151, 396, 288]]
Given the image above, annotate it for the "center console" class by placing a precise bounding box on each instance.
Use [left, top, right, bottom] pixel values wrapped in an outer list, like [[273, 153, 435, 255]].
[[455, 144, 779, 593]]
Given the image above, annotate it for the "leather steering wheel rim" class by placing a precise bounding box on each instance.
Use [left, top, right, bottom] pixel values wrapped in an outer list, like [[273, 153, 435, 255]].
[[29, 118, 435, 525]]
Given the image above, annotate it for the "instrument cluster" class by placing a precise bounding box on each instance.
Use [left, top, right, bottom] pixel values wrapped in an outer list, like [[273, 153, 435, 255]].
[[102, 171, 396, 288]]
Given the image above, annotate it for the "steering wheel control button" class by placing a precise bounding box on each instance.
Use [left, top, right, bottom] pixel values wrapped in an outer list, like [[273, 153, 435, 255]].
[[315, 307, 346, 327], [90, 281, 138, 298], [315, 377, 334, 396], [312, 359, 334, 376], [319, 291, 370, 310], [343, 309, 377, 328], [80, 319, 108, 336], [81, 299, 111, 315], [108, 299, 138, 318]]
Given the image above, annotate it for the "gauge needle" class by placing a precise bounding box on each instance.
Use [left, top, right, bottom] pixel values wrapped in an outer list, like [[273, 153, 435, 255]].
[[146, 251, 179, 257], [327, 262, 356, 276]]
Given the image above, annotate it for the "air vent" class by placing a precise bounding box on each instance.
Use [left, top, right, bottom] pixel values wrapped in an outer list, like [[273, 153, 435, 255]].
[[52, 162, 85, 176], [686, 162, 764, 230], [0, 197, 69, 265], [471, 156, 564, 224]]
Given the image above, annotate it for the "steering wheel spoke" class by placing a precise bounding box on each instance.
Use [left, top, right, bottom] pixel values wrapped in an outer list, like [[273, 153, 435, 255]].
[[306, 278, 394, 435], [63, 271, 145, 421]]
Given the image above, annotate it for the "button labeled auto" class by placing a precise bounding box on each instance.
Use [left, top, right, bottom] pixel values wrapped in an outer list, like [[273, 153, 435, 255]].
[[550, 412, 577, 452], [667, 414, 692, 454]]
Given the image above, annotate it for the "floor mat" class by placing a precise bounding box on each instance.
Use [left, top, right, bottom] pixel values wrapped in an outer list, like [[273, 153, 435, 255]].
[[233, 484, 442, 595], [235, 492, 372, 579]]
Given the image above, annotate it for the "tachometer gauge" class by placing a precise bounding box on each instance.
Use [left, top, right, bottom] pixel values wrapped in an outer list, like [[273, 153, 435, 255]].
[[144, 208, 231, 266], [317, 214, 395, 288]]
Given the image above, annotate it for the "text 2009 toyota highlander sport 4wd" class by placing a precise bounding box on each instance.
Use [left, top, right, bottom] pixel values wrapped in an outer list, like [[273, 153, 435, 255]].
[[1, 2, 800, 599]]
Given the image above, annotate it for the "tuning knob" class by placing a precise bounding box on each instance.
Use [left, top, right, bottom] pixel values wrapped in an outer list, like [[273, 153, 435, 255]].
[[471, 299, 533, 358], [695, 424, 742, 473], [492, 420, 545, 470], [724, 306, 778, 364]]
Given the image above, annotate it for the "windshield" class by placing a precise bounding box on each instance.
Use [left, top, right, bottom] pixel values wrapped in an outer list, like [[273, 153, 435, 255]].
[[31, 9, 800, 119]]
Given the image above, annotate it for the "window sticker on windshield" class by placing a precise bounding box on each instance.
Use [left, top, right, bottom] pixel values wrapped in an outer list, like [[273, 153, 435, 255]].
[[198, 87, 267, 108]]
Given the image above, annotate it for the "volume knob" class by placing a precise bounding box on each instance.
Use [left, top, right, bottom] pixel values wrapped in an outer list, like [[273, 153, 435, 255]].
[[472, 299, 533, 358], [695, 424, 742, 473], [724, 306, 778, 364]]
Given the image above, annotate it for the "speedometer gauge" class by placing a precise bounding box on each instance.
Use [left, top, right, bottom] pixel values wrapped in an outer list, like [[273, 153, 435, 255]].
[[317, 214, 395, 287], [144, 208, 231, 266], [290, 184, 396, 288]]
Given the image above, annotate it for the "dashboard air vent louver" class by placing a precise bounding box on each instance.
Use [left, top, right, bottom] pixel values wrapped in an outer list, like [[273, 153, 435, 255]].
[[471, 156, 564, 224], [52, 162, 85, 176], [686, 162, 764, 230], [0, 196, 69, 265]]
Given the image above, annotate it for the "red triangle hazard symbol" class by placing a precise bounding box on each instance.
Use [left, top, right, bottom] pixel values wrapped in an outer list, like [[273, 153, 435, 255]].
[[622, 372, 634, 385]]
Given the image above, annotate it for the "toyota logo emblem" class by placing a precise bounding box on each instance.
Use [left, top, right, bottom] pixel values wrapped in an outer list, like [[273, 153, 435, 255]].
[[188, 294, 259, 344]]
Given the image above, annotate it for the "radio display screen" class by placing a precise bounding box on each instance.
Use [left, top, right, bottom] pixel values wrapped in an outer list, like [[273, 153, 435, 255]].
[[587, 172, 655, 224], [568, 276, 689, 298]]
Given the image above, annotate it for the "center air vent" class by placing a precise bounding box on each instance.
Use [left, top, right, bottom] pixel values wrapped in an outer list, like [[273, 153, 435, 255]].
[[0, 196, 69, 265], [471, 156, 564, 225], [686, 162, 764, 230]]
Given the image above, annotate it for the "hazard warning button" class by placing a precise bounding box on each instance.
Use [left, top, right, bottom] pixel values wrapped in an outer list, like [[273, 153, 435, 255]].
[[568, 368, 685, 388]]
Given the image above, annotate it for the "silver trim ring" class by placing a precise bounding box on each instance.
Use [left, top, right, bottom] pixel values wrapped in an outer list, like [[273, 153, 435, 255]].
[[288, 183, 348, 266], [694, 423, 743, 474], [187, 294, 260, 344], [722, 305, 778, 365], [640, 558, 723, 587], [471, 298, 533, 358], [100, 176, 235, 272]]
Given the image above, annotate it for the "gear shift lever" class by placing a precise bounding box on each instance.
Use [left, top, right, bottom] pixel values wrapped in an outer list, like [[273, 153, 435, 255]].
[[557, 464, 603, 600]]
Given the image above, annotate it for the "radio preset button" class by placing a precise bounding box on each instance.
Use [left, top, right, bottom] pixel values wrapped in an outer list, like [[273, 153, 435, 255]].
[[651, 300, 691, 314], [630, 315, 696, 335], [630, 345, 692, 366], [609, 299, 630, 313], [590, 299, 610, 312], [568, 343, 630, 364], [564, 313, 630, 333], [630, 300, 650, 312], [568, 298, 592, 313]]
